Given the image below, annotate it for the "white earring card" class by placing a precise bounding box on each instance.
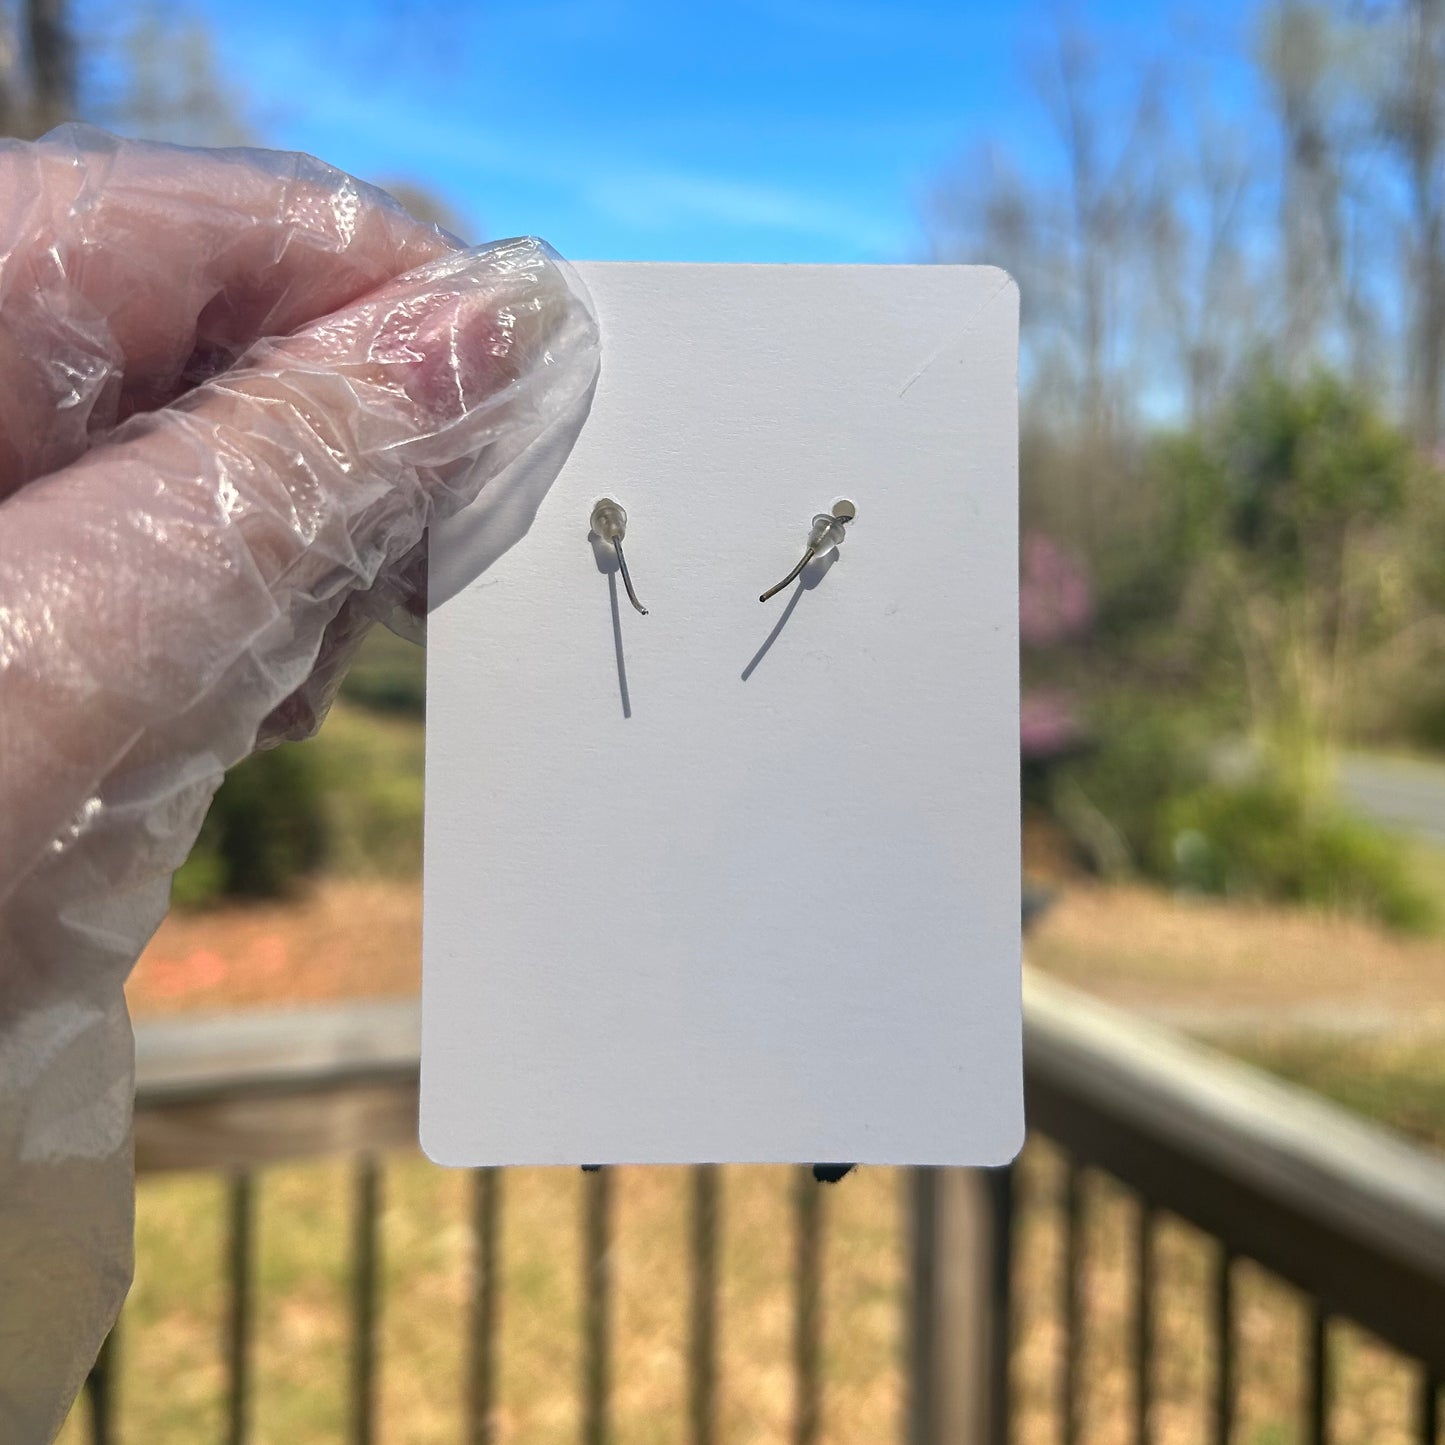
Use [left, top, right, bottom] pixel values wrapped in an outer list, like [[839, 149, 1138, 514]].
[[421, 262, 1022, 1167]]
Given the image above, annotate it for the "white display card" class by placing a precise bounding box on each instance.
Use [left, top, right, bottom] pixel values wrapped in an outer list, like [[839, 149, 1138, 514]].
[[422, 263, 1022, 1167]]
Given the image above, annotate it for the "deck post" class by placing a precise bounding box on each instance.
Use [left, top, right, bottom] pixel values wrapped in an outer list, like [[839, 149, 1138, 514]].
[[907, 1166, 1012, 1445]]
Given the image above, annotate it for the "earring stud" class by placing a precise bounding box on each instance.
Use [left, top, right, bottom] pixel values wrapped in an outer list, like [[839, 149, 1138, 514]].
[[759, 500, 856, 603], [590, 497, 648, 615]]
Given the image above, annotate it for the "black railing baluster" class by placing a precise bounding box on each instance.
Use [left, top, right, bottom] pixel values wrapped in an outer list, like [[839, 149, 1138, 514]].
[[906, 1168, 938, 1445], [1419, 1369, 1440, 1445], [1060, 1159, 1083, 1445], [85, 1325, 120, 1445], [1306, 1303, 1329, 1445], [906, 1167, 1012, 1445], [688, 1165, 720, 1445], [986, 1165, 1015, 1445], [582, 1165, 613, 1445], [226, 1171, 255, 1445], [466, 1168, 502, 1445], [1132, 1200, 1154, 1445], [792, 1165, 824, 1445], [350, 1156, 381, 1445], [1212, 1247, 1235, 1445]]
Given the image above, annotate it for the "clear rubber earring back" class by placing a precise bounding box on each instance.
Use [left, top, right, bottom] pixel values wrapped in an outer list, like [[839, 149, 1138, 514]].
[[759, 500, 856, 603], [590, 497, 648, 615]]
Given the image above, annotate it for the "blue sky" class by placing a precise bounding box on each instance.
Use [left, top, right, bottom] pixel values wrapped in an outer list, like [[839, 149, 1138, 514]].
[[111, 0, 1259, 264]]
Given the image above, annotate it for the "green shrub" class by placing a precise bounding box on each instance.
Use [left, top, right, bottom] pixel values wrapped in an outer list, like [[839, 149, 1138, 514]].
[[323, 765, 425, 878], [171, 696, 424, 908], [312, 705, 426, 878], [1407, 684, 1445, 755], [338, 627, 425, 717], [1049, 699, 1216, 876], [172, 743, 329, 908], [1164, 779, 1435, 931], [1052, 698, 1433, 931], [168, 845, 226, 911]]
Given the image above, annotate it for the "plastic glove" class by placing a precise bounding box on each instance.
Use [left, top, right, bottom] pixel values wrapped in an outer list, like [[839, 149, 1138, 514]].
[[0, 124, 599, 1441]]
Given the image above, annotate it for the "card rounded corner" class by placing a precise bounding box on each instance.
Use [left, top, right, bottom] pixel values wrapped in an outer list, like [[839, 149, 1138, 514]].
[[985, 1109, 1028, 1168], [417, 1115, 466, 1170]]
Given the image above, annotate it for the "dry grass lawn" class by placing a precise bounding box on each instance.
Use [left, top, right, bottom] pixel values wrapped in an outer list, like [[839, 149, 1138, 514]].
[[79, 872, 1441, 1444], [1028, 880, 1445, 1020]]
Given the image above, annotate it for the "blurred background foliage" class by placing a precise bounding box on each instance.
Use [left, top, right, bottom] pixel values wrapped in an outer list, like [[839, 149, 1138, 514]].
[[172, 639, 426, 910], [930, 2, 1445, 929], [4, 0, 1443, 931], [1021, 363, 1443, 928]]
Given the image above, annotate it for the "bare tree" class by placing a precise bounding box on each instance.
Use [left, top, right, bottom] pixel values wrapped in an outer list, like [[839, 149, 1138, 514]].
[[927, 24, 1168, 445], [24, 0, 73, 134], [0, 0, 75, 138], [112, 5, 251, 147], [1258, 2, 1349, 374], [927, 143, 1068, 401], [1038, 28, 1173, 444], [1143, 109, 1260, 426], [1377, 0, 1445, 448]]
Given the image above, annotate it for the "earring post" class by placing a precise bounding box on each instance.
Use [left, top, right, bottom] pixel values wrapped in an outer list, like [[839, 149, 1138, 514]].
[[614, 538, 648, 615], [759, 546, 818, 604]]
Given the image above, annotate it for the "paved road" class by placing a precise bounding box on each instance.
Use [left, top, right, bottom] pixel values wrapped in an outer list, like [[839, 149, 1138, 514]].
[[1340, 752, 1445, 846]]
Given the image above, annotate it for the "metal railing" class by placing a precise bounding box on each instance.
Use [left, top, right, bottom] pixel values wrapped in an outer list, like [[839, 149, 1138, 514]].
[[1022, 974, 1445, 1445], [80, 972, 1445, 1444]]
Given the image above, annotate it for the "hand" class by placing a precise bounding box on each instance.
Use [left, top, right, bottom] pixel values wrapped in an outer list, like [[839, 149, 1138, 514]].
[[0, 124, 598, 1441]]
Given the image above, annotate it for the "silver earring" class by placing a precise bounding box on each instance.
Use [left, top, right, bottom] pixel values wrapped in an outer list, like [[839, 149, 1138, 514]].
[[759, 500, 856, 603], [590, 498, 648, 615]]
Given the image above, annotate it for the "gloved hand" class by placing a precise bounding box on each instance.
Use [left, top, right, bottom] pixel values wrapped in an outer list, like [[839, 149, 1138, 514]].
[[0, 124, 599, 1441]]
